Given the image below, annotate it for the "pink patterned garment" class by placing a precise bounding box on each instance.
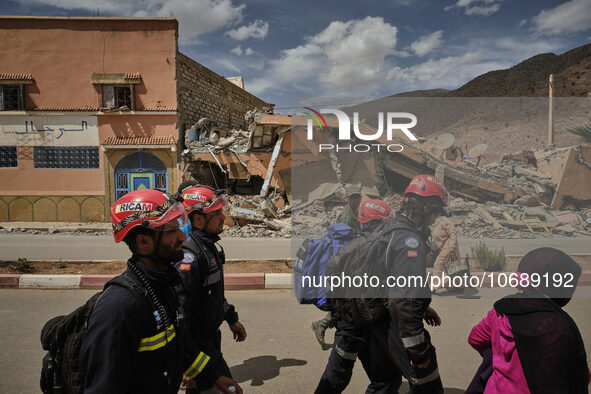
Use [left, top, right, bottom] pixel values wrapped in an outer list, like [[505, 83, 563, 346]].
[[468, 308, 530, 394]]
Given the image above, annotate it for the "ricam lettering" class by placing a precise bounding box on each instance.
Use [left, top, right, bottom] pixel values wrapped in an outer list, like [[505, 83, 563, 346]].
[[115, 202, 154, 213]]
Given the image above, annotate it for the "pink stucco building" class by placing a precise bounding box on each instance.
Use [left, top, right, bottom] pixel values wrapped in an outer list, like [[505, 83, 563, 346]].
[[0, 16, 270, 222]]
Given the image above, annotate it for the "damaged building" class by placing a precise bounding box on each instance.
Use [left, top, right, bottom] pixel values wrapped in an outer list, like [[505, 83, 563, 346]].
[[181, 106, 590, 239], [0, 16, 271, 222]]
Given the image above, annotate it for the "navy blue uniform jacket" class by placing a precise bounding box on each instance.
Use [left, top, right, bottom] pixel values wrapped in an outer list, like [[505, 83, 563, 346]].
[[80, 258, 219, 394]]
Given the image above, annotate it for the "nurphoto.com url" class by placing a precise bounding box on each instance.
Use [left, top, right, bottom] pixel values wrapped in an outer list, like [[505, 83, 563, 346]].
[[302, 272, 576, 292]]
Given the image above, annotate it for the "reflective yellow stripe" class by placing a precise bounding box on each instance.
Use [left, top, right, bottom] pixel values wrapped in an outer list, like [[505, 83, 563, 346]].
[[138, 324, 176, 352], [184, 351, 211, 378]]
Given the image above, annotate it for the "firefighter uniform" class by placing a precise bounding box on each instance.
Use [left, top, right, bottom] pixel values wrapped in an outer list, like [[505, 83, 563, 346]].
[[385, 214, 443, 394], [81, 258, 219, 394], [315, 316, 401, 394], [175, 228, 239, 393]]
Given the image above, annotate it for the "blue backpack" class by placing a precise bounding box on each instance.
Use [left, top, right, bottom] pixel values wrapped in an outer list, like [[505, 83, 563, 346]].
[[293, 223, 357, 310]]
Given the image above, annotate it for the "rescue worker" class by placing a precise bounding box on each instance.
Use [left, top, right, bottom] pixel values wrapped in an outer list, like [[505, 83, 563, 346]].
[[80, 189, 241, 394], [176, 185, 247, 393], [316, 199, 397, 394], [335, 184, 362, 232], [430, 209, 461, 292], [312, 184, 363, 348], [383, 174, 447, 393]]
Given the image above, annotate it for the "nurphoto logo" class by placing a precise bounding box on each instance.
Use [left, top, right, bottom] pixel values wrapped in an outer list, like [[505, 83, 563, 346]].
[[304, 107, 418, 153]]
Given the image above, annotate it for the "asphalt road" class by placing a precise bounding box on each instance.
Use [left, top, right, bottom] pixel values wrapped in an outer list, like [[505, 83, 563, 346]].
[[0, 233, 590, 261], [1, 289, 590, 393]]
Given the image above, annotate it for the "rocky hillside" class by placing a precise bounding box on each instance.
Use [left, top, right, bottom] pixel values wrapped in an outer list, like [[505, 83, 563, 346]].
[[344, 43, 591, 163], [450, 43, 591, 97]]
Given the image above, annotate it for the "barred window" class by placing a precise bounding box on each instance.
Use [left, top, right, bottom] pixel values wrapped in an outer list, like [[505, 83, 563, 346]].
[[0, 146, 18, 167], [102, 85, 134, 110], [34, 146, 99, 169], [0, 85, 24, 110]]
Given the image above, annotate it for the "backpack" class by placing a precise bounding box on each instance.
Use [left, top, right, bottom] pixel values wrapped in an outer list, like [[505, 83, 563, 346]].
[[40, 275, 142, 394], [293, 223, 357, 310], [326, 221, 416, 326]]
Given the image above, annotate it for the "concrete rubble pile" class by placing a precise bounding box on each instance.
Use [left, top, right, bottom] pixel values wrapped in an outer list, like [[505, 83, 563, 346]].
[[222, 194, 291, 238], [448, 198, 591, 239], [290, 189, 590, 240], [184, 108, 274, 154], [179, 107, 590, 239], [185, 118, 252, 153]]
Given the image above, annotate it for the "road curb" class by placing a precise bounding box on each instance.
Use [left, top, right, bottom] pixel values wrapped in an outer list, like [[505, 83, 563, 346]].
[[2, 271, 591, 290], [265, 273, 292, 289], [19, 274, 81, 289]]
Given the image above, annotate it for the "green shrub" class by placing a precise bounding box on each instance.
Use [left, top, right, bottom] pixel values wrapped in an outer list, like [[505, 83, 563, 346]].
[[471, 242, 507, 271], [567, 124, 591, 143], [9, 258, 36, 273], [55, 261, 68, 269]]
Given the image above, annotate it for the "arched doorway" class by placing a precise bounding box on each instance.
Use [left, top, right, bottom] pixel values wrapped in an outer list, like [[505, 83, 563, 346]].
[[114, 152, 167, 200]]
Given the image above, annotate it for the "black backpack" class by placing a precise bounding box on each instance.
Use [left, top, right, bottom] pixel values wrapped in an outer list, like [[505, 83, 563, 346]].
[[326, 222, 416, 327], [40, 275, 141, 394]]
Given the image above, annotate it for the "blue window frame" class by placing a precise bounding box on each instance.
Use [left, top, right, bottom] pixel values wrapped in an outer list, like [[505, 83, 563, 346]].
[[34, 146, 99, 169], [0, 146, 18, 167], [114, 152, 168, 200]]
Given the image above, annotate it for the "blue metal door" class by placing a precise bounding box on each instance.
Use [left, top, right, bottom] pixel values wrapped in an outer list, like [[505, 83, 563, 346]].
[[114, 152, 168, 200]]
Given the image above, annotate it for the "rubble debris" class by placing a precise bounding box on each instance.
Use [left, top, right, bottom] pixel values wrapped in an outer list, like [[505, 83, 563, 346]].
[[554, 212, 584, 224], [177, 107, 590, 239], [514, 195, 541, 207]]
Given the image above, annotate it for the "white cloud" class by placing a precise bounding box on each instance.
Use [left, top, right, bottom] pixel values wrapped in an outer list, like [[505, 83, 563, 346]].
[[18, 0, 134, 13], [214, 57, 241, 74], [248, 16, 401, 96], [465, 4, 499, 15], [387, 51, 509, 89], [518, 19, 527, 27], [411, 30, 443, 56], [230, 45, 243, 55], [230, 45, 254, 56], [225, 20, 268, 41], [19, 0, 245, 42], [390, 36, 561, 90], [445, 0, 502, 16], [532, 0, 591, 35], [248, 16, 561, 100]]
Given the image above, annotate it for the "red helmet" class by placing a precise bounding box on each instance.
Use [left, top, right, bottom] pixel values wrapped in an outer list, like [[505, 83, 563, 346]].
[[111, 189, 188, 243], [358, 199, 392, 223], [180, 185, 227, 215], [404, 174, 449, 206]]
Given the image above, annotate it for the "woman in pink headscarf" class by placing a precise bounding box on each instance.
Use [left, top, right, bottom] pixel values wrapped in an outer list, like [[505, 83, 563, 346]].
[[467, 247, 589, 394]]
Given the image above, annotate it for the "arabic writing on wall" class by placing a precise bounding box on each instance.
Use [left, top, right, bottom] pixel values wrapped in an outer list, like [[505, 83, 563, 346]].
[[20, 120, 88, 139], [0, 115, 99, 147]]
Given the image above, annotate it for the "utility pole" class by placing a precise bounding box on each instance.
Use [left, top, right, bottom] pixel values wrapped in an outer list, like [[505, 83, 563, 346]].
[[548, 74, 554, 145]]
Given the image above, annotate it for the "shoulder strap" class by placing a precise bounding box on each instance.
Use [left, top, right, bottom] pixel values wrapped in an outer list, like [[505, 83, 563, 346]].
[[105, 273, 143, 296], [183, 234, 205, 258], [385, 222, 416, 235], [183, 233, 210, 287], [383, 222, 419, 270]]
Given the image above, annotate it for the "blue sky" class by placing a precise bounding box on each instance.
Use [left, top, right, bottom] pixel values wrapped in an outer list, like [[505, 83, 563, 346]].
[[2, 0, 591, 112]]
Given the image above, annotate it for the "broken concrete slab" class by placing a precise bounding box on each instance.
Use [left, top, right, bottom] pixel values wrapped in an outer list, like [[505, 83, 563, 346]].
[[260, 199, 278, 219], [217, 136, 236, 148], [514, 195, 541, 207], [228, 207, 266, 223], [264, 218, 291, 231], [273, 196, 286, 212], [551, 146, 591, 209], [554, 212, 583, 224]]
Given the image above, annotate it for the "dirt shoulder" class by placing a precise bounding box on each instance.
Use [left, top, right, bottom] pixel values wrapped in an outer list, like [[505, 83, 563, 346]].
[[0, 259, 292, 275]]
